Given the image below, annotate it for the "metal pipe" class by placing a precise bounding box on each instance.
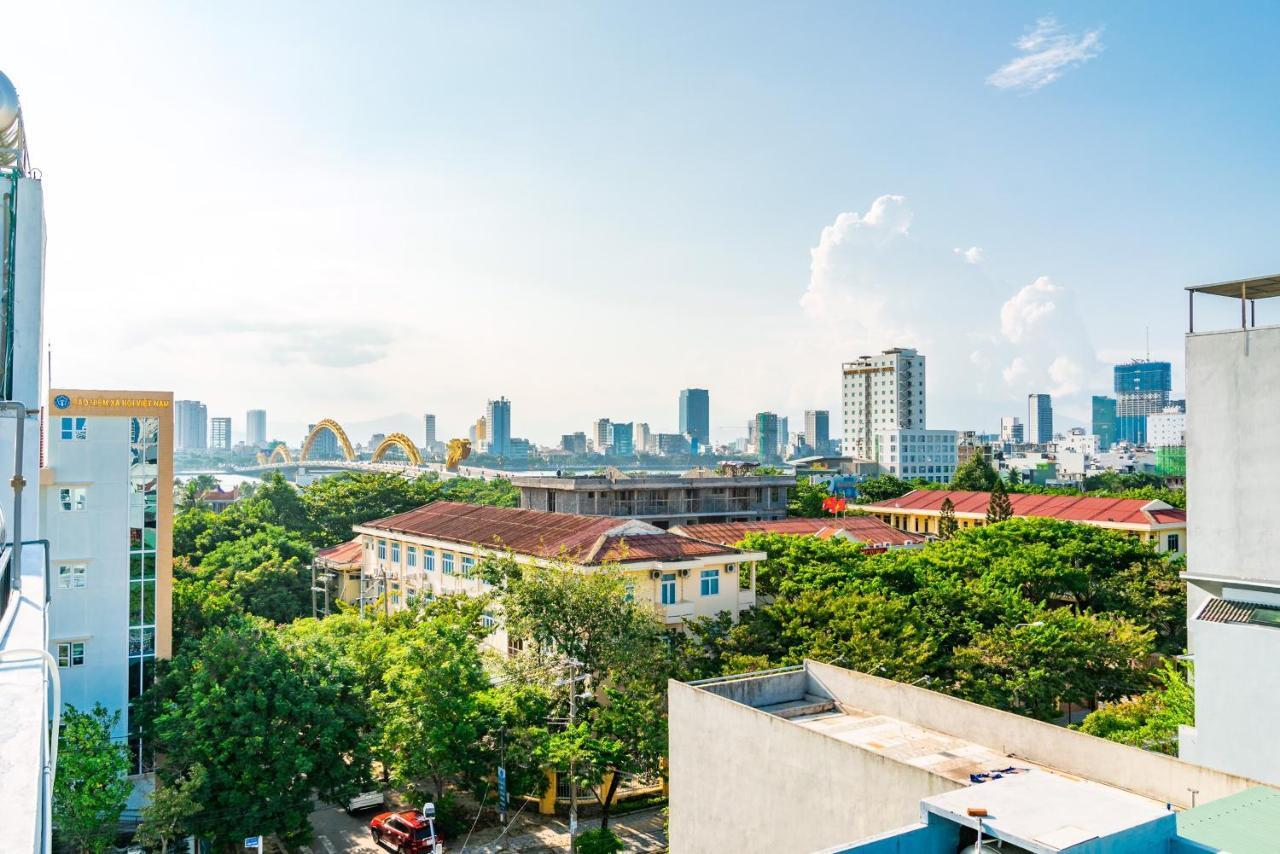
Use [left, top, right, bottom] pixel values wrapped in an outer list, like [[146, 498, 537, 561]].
[[0, 401, 33, 592], [1188, 290, 1194, 334]]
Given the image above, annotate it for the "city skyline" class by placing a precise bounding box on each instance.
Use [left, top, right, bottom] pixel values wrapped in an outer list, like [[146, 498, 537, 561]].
[[7, 4, 1277, 441]]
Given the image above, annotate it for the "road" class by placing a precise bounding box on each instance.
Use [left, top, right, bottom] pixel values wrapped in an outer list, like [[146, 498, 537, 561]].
[[305, 801, 667, 853]]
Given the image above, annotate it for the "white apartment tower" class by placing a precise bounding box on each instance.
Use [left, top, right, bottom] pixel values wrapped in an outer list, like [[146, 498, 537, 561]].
[[209, 415, 231, 450], [245, 408, 267, 447], [842, 348, 926, 458], [1179, 276, 1280, 785]]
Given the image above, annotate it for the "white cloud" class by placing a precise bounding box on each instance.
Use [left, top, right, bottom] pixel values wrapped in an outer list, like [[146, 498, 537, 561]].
[[1000, 276, 1059, 343], [954, 246, 984, 264], [987, 17, 1103, 92]]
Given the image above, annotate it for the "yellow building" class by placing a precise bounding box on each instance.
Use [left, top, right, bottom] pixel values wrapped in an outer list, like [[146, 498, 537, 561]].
[[42, 389, 174, 780], [865, 489, 1188, 553], [352, 501, 764, 649]]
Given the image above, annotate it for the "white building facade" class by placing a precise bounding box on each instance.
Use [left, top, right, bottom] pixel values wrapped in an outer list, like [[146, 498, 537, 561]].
[[842, 348, 927, 459], [1147, 407, 1186, 447], [873, 428, 958, 483]]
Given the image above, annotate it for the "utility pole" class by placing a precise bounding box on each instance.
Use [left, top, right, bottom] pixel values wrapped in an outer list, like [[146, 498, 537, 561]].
[[568, 656, 578, 854]]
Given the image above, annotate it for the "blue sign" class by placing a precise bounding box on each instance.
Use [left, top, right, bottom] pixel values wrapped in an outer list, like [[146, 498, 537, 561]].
[[497, 765, 508, 815], [244, 837, 261, 849], [54, 394, 70, 409]]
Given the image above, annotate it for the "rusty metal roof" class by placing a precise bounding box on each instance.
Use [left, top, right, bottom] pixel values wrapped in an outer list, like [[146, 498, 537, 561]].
[[865, 490, 1186, 528], [315, 538, 363, 567], [1197, 597, 1262, 624], [673, 516, 924, 547], [359, 501, 741, 564]]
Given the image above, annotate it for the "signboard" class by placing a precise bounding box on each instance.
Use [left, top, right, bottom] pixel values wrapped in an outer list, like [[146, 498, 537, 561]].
[[497, 765, 509, 818], [244, 837, 261, 850]]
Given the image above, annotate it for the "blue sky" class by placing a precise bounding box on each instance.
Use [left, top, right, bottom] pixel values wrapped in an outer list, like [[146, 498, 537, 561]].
[[4, 2, 1279, 444]]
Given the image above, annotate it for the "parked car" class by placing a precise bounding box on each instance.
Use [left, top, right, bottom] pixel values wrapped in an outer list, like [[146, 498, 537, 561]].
[[369, 809, 443, 853], [347, 790, 386, 813]]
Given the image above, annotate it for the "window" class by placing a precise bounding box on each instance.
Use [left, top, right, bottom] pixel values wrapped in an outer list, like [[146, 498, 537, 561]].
[[391, 542, 401, 563], [660, 573, 677, 605], [59, 417, 87, 441], [480, 612, 497, 629], [377, 540, 387, 560], [57, 564, 86, 589], [424, 549, 435, 573], [59, 487, 87, 512], [57, 641, 85, 667], [1167, 533, 1180, 553], [461, 555, 474, 578], [407, 546, 417, 568], [700, 569, 720, 597], [624, 583, 635, 602], [443, 553, 454, 575]]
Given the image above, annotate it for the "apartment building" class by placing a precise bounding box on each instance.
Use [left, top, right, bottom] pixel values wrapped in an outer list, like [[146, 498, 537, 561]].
[[841, 347, 926, 458], [352, 502, 765, 651]]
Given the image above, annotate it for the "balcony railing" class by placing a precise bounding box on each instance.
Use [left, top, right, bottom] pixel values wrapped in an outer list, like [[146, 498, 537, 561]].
[[582, 496, 774, 517]]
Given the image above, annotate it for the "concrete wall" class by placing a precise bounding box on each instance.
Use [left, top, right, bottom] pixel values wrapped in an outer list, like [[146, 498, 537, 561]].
[[804, 661, 1259, 809], [822, 821, 958, 854], [697, 667, 809, 708], [1186, 326, 1280, 585], [668, 680, 962, 854], [1180, 618, 1280, 784]]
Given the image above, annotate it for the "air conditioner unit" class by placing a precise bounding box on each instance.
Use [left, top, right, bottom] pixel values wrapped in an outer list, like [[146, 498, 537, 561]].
[[724, 564, 736, 574], [678, 568, 690, 578], [649, 569, 661, 579]]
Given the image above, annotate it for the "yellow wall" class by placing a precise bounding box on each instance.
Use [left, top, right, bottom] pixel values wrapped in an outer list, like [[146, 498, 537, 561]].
[[876, 508, 1187, 553]]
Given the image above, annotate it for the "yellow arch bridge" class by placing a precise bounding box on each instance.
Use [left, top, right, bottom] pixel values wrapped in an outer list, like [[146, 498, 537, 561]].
[[250, 420, 470, 470]]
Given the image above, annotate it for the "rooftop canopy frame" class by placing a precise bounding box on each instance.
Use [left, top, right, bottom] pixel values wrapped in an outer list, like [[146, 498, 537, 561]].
[[1187, 273, 1280, 333]]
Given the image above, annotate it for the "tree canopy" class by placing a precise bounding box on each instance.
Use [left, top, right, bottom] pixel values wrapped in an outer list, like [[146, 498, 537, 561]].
[[54, 704, 133, 854]]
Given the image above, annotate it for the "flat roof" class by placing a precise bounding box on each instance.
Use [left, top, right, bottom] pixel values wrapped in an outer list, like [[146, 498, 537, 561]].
[[1186, 273, 1280, 300], [922, 773, 1171, 853]]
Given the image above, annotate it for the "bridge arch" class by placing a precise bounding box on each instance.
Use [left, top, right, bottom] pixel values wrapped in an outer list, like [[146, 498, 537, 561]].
[[371, 432, 424, 466], [301, 418, 355, 462], [256, 451, 268, 465], [269, 444, 293, 464]]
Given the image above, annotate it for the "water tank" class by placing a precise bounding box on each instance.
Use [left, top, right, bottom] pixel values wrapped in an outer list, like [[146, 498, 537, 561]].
[[0, 70, 20, 137]]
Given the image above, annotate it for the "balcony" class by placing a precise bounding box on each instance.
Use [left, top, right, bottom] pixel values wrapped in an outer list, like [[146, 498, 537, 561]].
[[663, 601, 695, 620]]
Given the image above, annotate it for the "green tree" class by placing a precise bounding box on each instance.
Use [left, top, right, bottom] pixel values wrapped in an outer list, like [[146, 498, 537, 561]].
[[246, 472, 314, 536], [787, 478, 831, 517], [53, 704, 133, 854], [951, 454, 999, 491], [1006, 466, 1021, 486], [938, 497, 957, 540], [952, 609, 1155, 720], [1077, 659, 1193, 755], [185, 527, 315, 624], [134, 763, 206, 854], [986, 478, 1014, 523], [301, 472, 440, 547], [576, 827, 625, 854], [737, 532, 870, 599], [854, 474, 914, 504], [153, 617, 371, 849]]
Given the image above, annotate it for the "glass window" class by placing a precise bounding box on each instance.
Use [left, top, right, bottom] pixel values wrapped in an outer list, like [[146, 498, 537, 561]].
[[480, 612, 497, 629], [60, 417, 87, 441], [661, 573, 677, 605], [57, 564, 86, 589], [377, 540, 387, 560], [129, 627, 156, 657], [130, 580, 157, 625], [461, 555, 474, 578], [407, 546, 417, 568], [700, 569, 720, 597], [443, 553, 454, 575], [391, 542, 401, 563], [624, 582, 635, 602], [59, 487, 87, 512], [424, 549, 435, 572], [1167, 533, 1180, 553], [57, 641, 85, 667]]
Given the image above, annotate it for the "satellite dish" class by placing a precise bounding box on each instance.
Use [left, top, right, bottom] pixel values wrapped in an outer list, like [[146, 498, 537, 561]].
[[0, 70, 19, 134]]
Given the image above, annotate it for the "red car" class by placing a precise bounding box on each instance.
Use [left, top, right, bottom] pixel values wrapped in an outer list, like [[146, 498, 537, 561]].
[[369, 809, 443, 853]]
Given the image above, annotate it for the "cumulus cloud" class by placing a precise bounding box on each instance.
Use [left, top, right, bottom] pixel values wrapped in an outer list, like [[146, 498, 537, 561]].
[[799, 195, 1105, 428], [987, 17, 1103, 92]]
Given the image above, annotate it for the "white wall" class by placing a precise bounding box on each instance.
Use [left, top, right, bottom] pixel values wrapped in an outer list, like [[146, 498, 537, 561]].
[[668, 679, 961, 854]]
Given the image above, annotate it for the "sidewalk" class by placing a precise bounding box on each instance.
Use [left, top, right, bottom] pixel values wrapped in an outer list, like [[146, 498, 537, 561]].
[[460, 806, 667, 853]]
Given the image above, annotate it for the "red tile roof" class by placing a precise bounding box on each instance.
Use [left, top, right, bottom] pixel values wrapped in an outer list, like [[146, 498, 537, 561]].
[[358, 502, 743, 564], [864, 490, 1186, 528], [315, 538, 363, 566], [674, 516, 925, 547]]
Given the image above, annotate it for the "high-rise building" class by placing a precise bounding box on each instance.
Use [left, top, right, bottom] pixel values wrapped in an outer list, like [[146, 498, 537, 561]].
[[1147, 407, 1185, 448], [1180, 277, 1280, 784], [424, 413, 437, 447], [1091, 396, 1117, 451], [1115, 360, 1172, 445], [592, 418, 612, 454], [804, 410, 830, 455], [0, 69, 57, 848], [777, 416, 790, 458], [486, 397, 511, 457], [174, 399, 207, 450], [45, 390, 174, 780], [679, 388, 710, 449], [470, 416, 488, 449], [754, 412, 780, 463], [306, 422, 340, 459], [246, 408, 267, 447], [611, 422, 634, 456], [210, 416, 231, 450], [841, 348, 926, 458], [999, 416, 1024, 445], [1027, 393, 1053, 444], [560, 432, 588, 454], [633, 422, 652, 454]]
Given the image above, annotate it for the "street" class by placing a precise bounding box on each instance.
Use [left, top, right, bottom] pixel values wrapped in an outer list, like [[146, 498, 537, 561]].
[[305, 801, 667, 853]]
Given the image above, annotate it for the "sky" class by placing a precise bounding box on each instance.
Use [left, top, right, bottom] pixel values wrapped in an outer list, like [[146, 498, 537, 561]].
[[4, 2, 1280, 445]]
